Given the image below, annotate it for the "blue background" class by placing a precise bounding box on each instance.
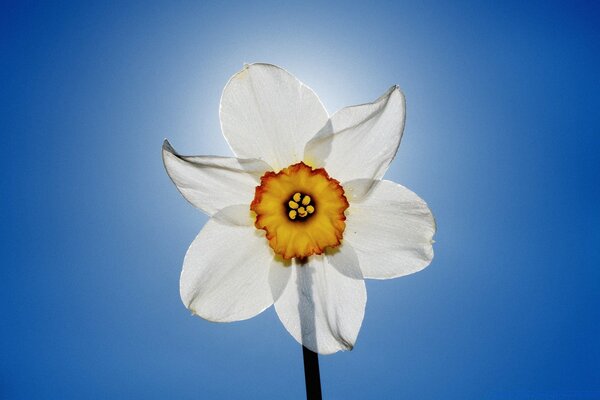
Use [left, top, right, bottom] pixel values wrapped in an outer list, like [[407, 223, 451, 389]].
[[2, 1, 599, 399]]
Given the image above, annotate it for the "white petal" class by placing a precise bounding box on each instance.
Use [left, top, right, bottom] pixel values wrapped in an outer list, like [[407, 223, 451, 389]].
[[273, 245, 366, 355], [211, 204, 255, 227], [340, 179, 376, 203], [180, 209, 278, 322], [304, 86, 405, 183], [162, 140, 269, 217], [220, 63, 329, 171], [344, 180, 435, 279]]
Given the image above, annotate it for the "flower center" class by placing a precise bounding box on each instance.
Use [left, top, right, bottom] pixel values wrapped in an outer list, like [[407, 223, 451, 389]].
[[250, 162, 349, 260], [287, 192, 315, 220]]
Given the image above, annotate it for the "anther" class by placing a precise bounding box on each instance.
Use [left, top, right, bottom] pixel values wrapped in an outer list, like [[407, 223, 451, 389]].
[[286, 191, 315, 220]]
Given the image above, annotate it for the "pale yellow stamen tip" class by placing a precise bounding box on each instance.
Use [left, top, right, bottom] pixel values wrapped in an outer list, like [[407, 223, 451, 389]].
[[306, 205, 315, 214], [298, 207, 307, 217], [301, 195, 311, 206], [293, 192, 302, 202], [288, 200, 299, 209], [288, 210, 297, 220]]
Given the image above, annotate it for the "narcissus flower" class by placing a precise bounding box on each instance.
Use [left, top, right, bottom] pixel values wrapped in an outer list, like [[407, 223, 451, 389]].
[[163, 63, 435, 354]]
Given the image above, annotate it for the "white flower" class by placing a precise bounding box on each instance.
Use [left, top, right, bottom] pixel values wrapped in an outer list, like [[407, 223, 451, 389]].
[[163, 63, 436, 355]]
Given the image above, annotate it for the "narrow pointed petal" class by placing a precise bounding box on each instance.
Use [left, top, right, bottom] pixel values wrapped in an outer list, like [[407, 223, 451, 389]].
[[180, 210, 277, 322], [273, 245, 366, 354], [304, 86, 405, 183], [220, 63, 329, 171], [162, 140, 269, 217], [344, 180, 436, 279]]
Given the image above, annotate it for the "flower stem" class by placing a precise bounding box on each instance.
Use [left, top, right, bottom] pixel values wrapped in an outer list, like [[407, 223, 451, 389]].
[[302, 345, 322, 400]]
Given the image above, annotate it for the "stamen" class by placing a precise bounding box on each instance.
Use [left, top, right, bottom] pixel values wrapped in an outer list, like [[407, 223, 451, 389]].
[[286, 191, 316, 220]]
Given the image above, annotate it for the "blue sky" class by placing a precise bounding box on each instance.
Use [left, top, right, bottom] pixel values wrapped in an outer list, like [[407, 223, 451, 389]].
[[1, 1, 599, 399]]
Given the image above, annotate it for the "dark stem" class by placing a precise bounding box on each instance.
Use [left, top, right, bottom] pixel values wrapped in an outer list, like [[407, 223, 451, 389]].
[[302, 345, 322, 400]]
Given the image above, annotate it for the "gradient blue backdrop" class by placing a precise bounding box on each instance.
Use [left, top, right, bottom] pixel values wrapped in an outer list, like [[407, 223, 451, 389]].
[[2, 1, 599, 399]]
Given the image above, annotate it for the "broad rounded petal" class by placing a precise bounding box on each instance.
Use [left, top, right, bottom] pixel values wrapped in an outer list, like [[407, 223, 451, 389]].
[[180, 212, 276, 322], [273, 245, 366, 354], [344, 180, 436, 279], [162, 140, 269, 217], [304, 86, 405, 183], [220, 63, 329, 171]]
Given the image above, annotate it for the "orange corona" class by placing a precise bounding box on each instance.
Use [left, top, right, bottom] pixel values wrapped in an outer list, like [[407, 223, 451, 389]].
[[250, 162, 349, 260]]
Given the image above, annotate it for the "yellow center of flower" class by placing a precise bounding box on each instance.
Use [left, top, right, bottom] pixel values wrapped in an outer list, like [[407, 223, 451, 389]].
[[250, 162, 349, 260]]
